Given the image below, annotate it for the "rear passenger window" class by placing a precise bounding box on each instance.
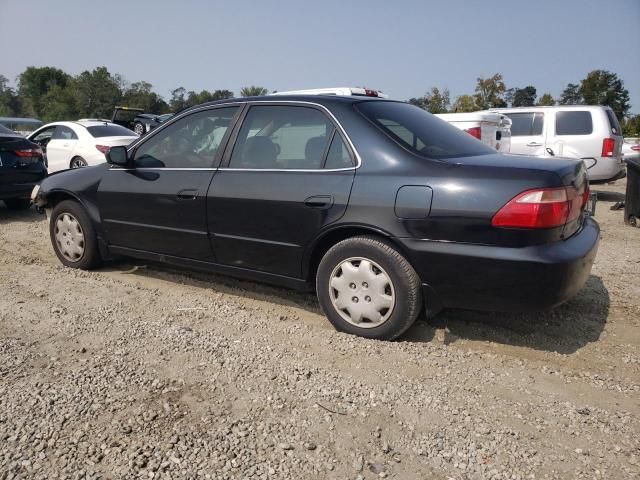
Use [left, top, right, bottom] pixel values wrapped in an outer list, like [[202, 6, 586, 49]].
[[605, 109, 621, 135], [555, 111, 593, 135], [230, 106, 333, 169], [507, 113, 544, 136], [325, 134, 354, 169]]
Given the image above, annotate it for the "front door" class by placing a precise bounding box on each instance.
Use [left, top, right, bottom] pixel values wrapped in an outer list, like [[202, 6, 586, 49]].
[[505, 111, 547, 156], [97, 106, 240, 260], [47, 125, 79, 171], [207, 104, 356, 278]]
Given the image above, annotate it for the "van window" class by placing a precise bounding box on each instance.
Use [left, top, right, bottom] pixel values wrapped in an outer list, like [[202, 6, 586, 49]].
[[555, 111, 593, 135], [506, 113, 544, 136], [605, 109, 621, 136]]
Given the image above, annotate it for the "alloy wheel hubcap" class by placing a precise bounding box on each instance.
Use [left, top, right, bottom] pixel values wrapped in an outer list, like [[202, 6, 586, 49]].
[[71, 158, 87, 168], [329, 257, 395, 328], [54, 213, 85, 262]]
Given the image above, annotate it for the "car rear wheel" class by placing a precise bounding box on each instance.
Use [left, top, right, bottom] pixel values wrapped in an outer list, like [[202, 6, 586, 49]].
[[3, 198, 31, 210], [70, 156, 87, 169], [133, 122, 145, 135], [316, 236, 422, 340], [50, 200, 102, 270]]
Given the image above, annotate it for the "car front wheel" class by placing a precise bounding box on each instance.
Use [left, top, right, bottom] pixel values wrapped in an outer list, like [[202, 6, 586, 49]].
[[134, 122, 145, 135], [316, 236, 422, 340], [49, 200, 102, 270], [70, 156, 88, 169]]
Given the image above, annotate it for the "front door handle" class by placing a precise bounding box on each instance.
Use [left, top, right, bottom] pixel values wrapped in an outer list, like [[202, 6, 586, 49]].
[[304, 195, 333, 209], [526, 142, 543, 147], [176, 189, 199, 200]]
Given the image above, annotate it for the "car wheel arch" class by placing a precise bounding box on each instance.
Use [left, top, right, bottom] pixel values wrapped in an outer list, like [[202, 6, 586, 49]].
[[304, 225, 412, 283]]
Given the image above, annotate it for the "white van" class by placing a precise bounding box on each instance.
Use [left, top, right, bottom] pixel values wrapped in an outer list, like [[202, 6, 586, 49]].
[[435, 111, 511, 153], [493, 105, 624, 182]]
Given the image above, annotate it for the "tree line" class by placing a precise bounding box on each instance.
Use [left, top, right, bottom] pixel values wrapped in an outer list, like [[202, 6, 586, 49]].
[[0, 66, 638, 136], [409, 70, 638, 136], [0, 66, 269, 123]]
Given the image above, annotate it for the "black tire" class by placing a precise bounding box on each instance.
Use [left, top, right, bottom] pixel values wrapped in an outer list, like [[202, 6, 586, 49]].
[[49, 200, 102, 270], [70, 156, 88, 169], [316, 236, 423, 340], [3, 198, 31, 210], [133, 122, 145, 136]]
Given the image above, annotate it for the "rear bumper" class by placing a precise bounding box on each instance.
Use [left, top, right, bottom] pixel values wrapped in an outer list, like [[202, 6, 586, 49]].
[[0, 180, 42, 200], [398, 217, 600, 312]]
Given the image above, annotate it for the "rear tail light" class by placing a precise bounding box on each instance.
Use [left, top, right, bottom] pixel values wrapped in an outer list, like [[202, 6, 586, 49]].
[[95, 145, 110, 153], [14, 147, 43, 157], [631, 145, 640, 152], [601, 138, 615, 157], [492, 185, 588, 229], [464, 127, 481, 140]]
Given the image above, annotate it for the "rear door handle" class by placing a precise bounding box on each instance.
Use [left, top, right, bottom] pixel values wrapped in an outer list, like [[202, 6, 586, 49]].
[[526, 142, 543, 147], [304, 195, 333, 209], [176, 189, 199, 200]]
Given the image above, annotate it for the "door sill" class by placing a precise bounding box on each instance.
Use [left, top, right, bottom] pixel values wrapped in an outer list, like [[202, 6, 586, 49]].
[[108, 245, 312, 291]]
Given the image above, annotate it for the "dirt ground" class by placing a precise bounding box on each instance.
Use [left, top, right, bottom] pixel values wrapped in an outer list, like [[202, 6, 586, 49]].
[[0, 179, 638, 480]]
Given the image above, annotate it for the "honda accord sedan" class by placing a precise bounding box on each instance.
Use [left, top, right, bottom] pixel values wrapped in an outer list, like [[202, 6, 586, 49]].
[[32, 94, 599, 340]]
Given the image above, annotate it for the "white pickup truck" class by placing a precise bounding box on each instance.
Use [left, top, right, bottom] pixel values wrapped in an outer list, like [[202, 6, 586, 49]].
[[435, 111, 512, 153]]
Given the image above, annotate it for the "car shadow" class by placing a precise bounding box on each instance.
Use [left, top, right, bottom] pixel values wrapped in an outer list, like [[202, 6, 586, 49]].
[[404, 275, 609, 355], [0, 204, 45, 225], [105, 260, 608, 355]]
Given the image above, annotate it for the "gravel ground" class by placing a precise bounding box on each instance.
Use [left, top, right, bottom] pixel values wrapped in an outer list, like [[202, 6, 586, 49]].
[[0, 179, 638, 480]]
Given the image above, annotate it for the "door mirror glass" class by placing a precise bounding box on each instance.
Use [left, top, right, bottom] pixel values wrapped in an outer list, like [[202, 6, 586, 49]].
[[106, 145, 129, 166]]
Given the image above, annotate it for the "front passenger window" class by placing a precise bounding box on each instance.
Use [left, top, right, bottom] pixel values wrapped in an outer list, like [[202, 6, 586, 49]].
[[133, 107, 238, 168]]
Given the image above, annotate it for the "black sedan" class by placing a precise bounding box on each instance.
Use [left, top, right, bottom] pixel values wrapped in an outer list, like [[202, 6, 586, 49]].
[[0, 124, 46, 210], [132, 113, 173, 136], [32, 95, 599, 340]]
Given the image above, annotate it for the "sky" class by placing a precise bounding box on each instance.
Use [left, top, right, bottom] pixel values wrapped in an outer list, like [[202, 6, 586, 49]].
[[1, 0, 639, 112]]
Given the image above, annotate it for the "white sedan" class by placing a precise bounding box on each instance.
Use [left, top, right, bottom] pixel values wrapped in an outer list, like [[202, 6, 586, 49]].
[[622, 141, 640, 164], [28, 121, 138, 173]]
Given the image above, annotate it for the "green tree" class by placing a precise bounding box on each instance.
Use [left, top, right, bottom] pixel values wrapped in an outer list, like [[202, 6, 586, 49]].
[[623, 115, 640, 137], [559, 83, 583, 105], [169, 87, 187, 112], [121, 81, 169, 114], [451, 94, 478, 113], [39, 84, 79, 122], [579, 70, 630, 121], [473, 73, 506, 109], [536, 93, 555, 106], [240, 86, 268, 97], [512, 86, 537, 107], [73, 67, 122, 118], [0, 75, 21, 116], [17, 66, 71, 118], [409, 87, 450, 113]]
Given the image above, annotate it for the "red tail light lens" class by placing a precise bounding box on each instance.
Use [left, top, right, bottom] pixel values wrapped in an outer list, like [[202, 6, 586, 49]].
[[601, 138, 615, 157], [492, 186, 586, 229], [464, 127, 481, 139], [95, 145, 110, 153], [631, 145, 640, 152], [14, 148, 43, 157]]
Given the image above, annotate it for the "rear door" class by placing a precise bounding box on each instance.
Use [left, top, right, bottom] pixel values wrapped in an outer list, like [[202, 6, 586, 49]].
[[207, 103, 356, 278], [504, 111, 546, 156], [97, 106, 240, 260], [46, 125, 78, 171]]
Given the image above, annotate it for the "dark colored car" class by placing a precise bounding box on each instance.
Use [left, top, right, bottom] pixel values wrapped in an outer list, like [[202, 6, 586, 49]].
[[132, 113, 173, 136], [0, 124, 46, 209], [32, 96, 599, 340]]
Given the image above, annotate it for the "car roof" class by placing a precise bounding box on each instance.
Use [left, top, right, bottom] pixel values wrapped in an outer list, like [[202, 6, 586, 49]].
[[189, 94, 392, 112], [494, 105, 613, 111]]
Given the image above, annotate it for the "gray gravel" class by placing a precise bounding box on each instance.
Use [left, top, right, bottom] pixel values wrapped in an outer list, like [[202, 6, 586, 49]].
[[0, 178, 638, 479]]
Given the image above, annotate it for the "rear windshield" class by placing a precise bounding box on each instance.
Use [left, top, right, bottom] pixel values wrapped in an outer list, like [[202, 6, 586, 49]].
[[356, 101, 494, 160], [86, 124, 136, 137], [605, 109, 622, 136]]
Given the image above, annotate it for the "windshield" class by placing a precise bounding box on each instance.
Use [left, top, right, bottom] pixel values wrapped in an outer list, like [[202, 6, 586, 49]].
[[86, 124, 137, 137], [356, 101, 495, 160]]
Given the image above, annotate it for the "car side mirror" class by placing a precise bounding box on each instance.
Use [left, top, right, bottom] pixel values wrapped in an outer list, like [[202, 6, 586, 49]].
[[106, 145, 129, 166]]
